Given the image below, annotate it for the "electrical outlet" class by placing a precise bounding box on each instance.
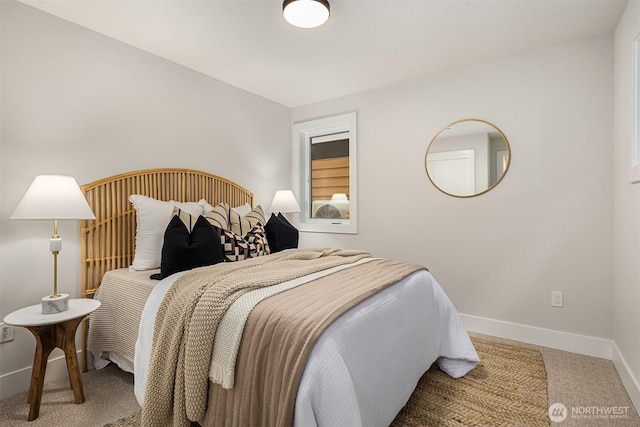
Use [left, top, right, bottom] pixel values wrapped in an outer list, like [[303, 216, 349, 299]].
[[551, 291, 563, 308], [0, 323, 14, 343]]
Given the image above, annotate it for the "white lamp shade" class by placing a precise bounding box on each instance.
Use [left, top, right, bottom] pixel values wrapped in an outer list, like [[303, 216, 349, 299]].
[[269, 190, 301, 213], [283, 0, 330, 29], [11, 175, 96, 220]]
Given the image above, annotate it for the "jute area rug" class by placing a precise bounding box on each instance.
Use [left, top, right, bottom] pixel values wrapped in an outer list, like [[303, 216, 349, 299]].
[[391, 335, 549, 426], [106, 336, 549, 426]]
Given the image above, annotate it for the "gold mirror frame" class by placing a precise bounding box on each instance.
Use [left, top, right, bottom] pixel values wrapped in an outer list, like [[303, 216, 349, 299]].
[[424, 119, 511, 198]]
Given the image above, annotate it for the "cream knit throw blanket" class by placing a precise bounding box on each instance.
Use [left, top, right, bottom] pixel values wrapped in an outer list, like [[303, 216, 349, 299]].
[[141, 248, 371, 427]]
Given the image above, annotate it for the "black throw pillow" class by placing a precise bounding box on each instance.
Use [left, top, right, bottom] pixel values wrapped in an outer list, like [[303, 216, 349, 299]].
[[151, 214, 224, 280], [277, 213, 299, 250], [265, 213, 299, 253]]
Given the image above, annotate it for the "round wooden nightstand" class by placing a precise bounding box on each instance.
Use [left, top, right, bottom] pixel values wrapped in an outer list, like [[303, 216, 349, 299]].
[[3, 298, 101, 421]]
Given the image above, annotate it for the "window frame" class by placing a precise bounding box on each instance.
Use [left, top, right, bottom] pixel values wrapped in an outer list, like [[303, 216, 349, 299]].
[[632, 31, 640, 184], [291, 112, 357, 234]]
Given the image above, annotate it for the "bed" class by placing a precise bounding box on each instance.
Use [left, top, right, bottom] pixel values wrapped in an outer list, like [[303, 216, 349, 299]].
[[80, 168, 479, 427]]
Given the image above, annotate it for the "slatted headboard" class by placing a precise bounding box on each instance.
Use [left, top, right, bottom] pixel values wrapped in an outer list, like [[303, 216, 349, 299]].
[[79, 168, 253, 298]]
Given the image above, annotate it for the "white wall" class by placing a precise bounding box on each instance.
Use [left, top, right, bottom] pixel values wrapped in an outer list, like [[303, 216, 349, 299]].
[[0, 0, 290, 398], [1, 0, 634, 407], [613, 0, 640, 410], [293, 36, 615, 342]]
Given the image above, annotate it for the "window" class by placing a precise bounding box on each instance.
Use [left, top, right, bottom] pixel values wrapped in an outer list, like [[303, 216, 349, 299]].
[[633, 31, 640, 183], [291, 112, 357, 234]]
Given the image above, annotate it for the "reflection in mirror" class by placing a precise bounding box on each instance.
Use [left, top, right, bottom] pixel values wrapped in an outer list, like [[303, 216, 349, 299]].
[[425, 119, 510, 197]]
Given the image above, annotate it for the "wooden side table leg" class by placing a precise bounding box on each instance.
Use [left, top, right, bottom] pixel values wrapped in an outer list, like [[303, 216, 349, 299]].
[[58, 317, 85, 404], [81, 317, 88, 373], [26, 325, 55, 422]]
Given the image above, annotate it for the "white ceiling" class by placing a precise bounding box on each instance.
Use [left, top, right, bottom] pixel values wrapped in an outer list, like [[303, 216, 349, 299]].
[[18, 0, 629, 108]]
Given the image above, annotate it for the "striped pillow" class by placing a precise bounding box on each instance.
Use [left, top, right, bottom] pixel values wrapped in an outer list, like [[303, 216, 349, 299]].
[[203, 203, 230, 231], [229, 205, 266, 236], [173, 207, 199, 232]]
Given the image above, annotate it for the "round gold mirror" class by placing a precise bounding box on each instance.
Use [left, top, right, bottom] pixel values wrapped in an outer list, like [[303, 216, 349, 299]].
[[424, 119, 510, 197]]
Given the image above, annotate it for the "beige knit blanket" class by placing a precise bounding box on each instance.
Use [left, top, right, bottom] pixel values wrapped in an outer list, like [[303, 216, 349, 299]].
[[141, 248, 371, 427]]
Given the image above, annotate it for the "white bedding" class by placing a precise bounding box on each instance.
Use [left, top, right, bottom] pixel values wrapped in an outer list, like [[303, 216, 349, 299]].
[[134, 265, 479, 426]]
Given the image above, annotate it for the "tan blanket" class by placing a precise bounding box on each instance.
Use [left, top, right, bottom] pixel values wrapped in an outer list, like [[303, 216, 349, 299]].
[[209, 256, 375, 389], [141, 248, 372, 427], [87, 268, 159, 365], [201, 258, 424, 427]]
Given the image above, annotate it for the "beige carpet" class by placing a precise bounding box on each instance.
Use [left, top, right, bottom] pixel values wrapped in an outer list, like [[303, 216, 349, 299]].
[[1, 334, 638, 426], [0, 364, 140, 427]]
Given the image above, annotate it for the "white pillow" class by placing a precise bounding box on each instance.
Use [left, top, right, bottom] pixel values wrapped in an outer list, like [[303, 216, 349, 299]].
[[231, 203, 252, 217], [202, 201, 252, 217], [129, 195, 205, 271]]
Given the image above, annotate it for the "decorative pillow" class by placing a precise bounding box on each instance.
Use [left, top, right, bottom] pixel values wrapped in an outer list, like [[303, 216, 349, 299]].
[[229, 205, 266, 236], [202, 203, 230, 231], [170, 207, 206, 233], [129, 195, 205, 271], [265, 213, 299, 253], [151, 209, 224, 280], [222, 225, 270, 262], [201, 201, 250, 216], [231, 203, 252, 217]]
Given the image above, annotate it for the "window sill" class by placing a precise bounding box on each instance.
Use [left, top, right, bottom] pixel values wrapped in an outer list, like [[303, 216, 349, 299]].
[[296, 220, 357, 235]]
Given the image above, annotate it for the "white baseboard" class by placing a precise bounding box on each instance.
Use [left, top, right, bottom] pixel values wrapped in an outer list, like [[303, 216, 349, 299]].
[[459, 313, 613, 359], [612, 341, 640, 414], [0, 351, 87, 401], [460, 313, 640, 414]]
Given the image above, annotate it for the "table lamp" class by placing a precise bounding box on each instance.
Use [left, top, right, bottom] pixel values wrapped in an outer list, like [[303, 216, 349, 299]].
[[11, 175, 96, 314], [267, 190, 301, 253], [269, 190, 301, 218]]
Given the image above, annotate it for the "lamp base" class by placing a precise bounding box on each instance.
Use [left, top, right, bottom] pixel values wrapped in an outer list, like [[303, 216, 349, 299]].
[[41, 294, 69, 314]]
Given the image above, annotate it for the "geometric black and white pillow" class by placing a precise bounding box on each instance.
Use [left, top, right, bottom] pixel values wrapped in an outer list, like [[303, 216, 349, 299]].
[[222, 224, 270, 262]]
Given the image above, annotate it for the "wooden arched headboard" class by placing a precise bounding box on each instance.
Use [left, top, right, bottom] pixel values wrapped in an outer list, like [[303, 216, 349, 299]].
[[80, 168, 253, 298]]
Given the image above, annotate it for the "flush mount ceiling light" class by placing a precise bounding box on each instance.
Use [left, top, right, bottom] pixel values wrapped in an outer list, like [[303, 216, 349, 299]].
[[283, 0, 330, 29]]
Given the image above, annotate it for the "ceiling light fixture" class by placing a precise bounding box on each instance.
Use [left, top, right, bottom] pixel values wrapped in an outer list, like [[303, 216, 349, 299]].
[[283, 0, 330, 29]]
